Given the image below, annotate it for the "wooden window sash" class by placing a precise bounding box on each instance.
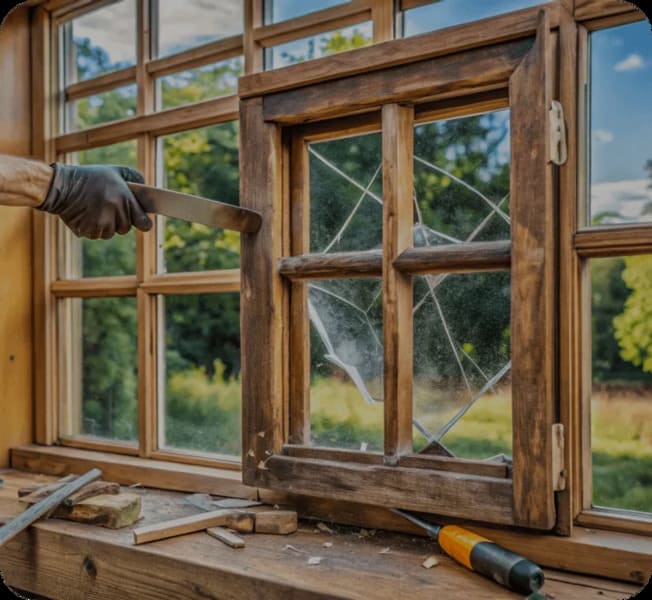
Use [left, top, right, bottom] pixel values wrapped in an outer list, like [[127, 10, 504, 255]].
[[241, 10, 558, 529]]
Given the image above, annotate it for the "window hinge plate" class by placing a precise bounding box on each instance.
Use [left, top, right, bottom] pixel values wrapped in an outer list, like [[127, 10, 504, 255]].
[[549, 100, 568, 166], [552, 423, 566, 491]]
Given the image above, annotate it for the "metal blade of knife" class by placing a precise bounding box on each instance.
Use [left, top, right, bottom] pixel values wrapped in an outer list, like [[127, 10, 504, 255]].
[[127, 182, 262, 233]]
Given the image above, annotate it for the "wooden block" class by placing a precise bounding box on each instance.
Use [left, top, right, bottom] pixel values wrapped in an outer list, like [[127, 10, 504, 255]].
[[254, 510, 298, 535], [133, 509, 251, 545], [64, 481, 120, 507], [53, 493, 141, 529], [225, 511, 255, 534], [206, 527, 245, 548]]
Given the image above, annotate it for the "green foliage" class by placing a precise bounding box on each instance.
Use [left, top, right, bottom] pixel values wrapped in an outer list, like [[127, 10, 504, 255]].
[[613, 255, 652, 373]]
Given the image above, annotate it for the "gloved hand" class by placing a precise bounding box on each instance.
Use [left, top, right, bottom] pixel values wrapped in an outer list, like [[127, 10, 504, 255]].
[[38, 163, 153, 239]]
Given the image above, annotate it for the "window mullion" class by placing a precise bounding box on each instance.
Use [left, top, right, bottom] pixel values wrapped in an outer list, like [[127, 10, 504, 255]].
[[382, 103, 414, 462]]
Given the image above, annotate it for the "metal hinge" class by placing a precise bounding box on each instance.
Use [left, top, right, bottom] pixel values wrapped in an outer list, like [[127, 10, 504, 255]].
[[552, 423, 566, 491], [549, 101, 568, 166]]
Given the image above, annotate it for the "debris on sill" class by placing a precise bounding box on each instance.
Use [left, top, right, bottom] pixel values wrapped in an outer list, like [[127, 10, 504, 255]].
[[422, 556, 440, 569]]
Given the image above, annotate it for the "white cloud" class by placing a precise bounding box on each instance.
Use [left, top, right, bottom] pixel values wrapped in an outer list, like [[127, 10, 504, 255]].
[[593, 129, 614, 144], [614, 53, 646, 72], [591, 179, 652, 223]]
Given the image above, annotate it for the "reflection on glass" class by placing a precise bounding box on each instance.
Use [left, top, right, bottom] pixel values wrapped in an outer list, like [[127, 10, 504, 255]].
[[67, 84, 137, 132], [66, 0, 136, 82], [591, 256, 652, 513], [157, 58, 243, 110], [158, 121, 240, 272], [413, 110, 511, 246], [267, 22, 372, 69], [156, 0, 243, 58], [590, 22, 652, 226], [413, 273, 512, 459], [160, 293, 241, 457], [265, 0, 349, 24], [70, 141, 138, 277], [403, 0, 544, 37], [309, 131, 382, 253], [309, 279, 383, 451], [60, 297, 138, 442]]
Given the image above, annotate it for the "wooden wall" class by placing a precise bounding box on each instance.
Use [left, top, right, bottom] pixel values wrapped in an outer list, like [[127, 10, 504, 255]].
[[0, 6, 34, 467]]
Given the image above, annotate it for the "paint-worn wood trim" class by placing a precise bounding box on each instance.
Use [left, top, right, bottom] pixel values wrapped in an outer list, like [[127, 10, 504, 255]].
[[509, 10, 557, 529], [240, 98, 286, 483], [55, 95, 239, 153], [239, 3, 559, 99], [262, 38, 532, 124], [259, 455, 516, 524], [10, 444, 255, 498], [575, 225, 652, 257]]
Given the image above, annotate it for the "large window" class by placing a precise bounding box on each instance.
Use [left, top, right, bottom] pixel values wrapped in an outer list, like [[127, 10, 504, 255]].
[[33, 0, 652, 543]]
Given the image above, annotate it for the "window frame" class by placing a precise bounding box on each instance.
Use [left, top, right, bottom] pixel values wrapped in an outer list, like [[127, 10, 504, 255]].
[[240, 9, 559, 530]]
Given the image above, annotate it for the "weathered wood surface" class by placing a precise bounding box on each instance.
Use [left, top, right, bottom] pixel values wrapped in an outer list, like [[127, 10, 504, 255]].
[[0, 471, 641, 599], [263, 39, 532, 124], [279, 250, 383, 280]]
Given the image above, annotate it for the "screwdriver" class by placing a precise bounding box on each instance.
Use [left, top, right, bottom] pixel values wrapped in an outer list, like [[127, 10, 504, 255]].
[[392, 509, 544, 596]]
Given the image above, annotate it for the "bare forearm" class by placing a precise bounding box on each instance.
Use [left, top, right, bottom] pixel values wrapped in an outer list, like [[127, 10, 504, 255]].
[[0, 154, 53, 207]]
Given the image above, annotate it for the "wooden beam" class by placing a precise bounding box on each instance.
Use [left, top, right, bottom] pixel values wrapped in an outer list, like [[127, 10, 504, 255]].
[[279, 250, 383, 280], [259, 455, 515, 525], [575, 0, 643, 21], [146, 36, 244, 78], [55, 95, 239, 154], [239, 4, 559, 99], [509, 10, 556, 529], [244, 0, 264, 74], [263, 38, 532, 124], [382, 104, 413, 461], [394, 241, 512, 275], [65, 66, 137, 102], [239, 98, 286, 483]]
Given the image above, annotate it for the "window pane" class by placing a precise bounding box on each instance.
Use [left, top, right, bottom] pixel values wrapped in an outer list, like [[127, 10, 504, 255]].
[[403, 0, 545, 37], [60, 297, 138, 443], [265, 0, 350, 24], [309, 131, 382, 253], [157, 58, 243, 111], [413, 110, 511, 245], [590, 256, 652, 513], [67, 141, 138, 277], [309, 279, 383, 451], [66, 84, 137, 132], [160, 293, 241, 457], [158, 122, 240, 272], [589, 21, 652, 226], [65, 0, 136, 83], [267, 22, 372, 69], [156, 0, 243, 58], [413, 273, 512, 460]]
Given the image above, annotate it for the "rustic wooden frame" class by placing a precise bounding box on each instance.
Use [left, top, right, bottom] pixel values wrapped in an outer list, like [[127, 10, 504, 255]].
[[239, 9, 560, 529]]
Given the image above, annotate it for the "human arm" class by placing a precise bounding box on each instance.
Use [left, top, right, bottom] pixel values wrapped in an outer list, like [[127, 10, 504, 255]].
[[0, 153, 153, 239]]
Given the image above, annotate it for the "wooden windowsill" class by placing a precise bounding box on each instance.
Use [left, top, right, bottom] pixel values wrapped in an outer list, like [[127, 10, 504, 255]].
[[0, 469, 643, 600], [8, 444, 652, 586]]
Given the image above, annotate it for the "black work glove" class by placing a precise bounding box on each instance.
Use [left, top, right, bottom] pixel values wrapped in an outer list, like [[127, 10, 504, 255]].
[[38, 163, 153, 239]]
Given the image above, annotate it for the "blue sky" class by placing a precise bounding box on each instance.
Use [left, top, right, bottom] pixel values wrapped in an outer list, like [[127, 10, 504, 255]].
[[590, 20, 652, 223]]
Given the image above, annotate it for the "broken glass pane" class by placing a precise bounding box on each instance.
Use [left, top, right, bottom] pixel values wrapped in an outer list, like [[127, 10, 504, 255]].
[[412, 272, 512, 460], [309, 131, 382, 253], [309, 279, 383, 451], [413, 110, 511, 246]]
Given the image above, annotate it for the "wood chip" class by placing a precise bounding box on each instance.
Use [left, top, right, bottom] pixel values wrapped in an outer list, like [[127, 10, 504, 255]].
[[422, 555, 440, 569], [323, 542, 333, 548], [316, 522, 334, 534], [307, 556, 323, 565], [379, 547, 391, 554], [283, 544, 304, 554], [206, 526, 245, 548]]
